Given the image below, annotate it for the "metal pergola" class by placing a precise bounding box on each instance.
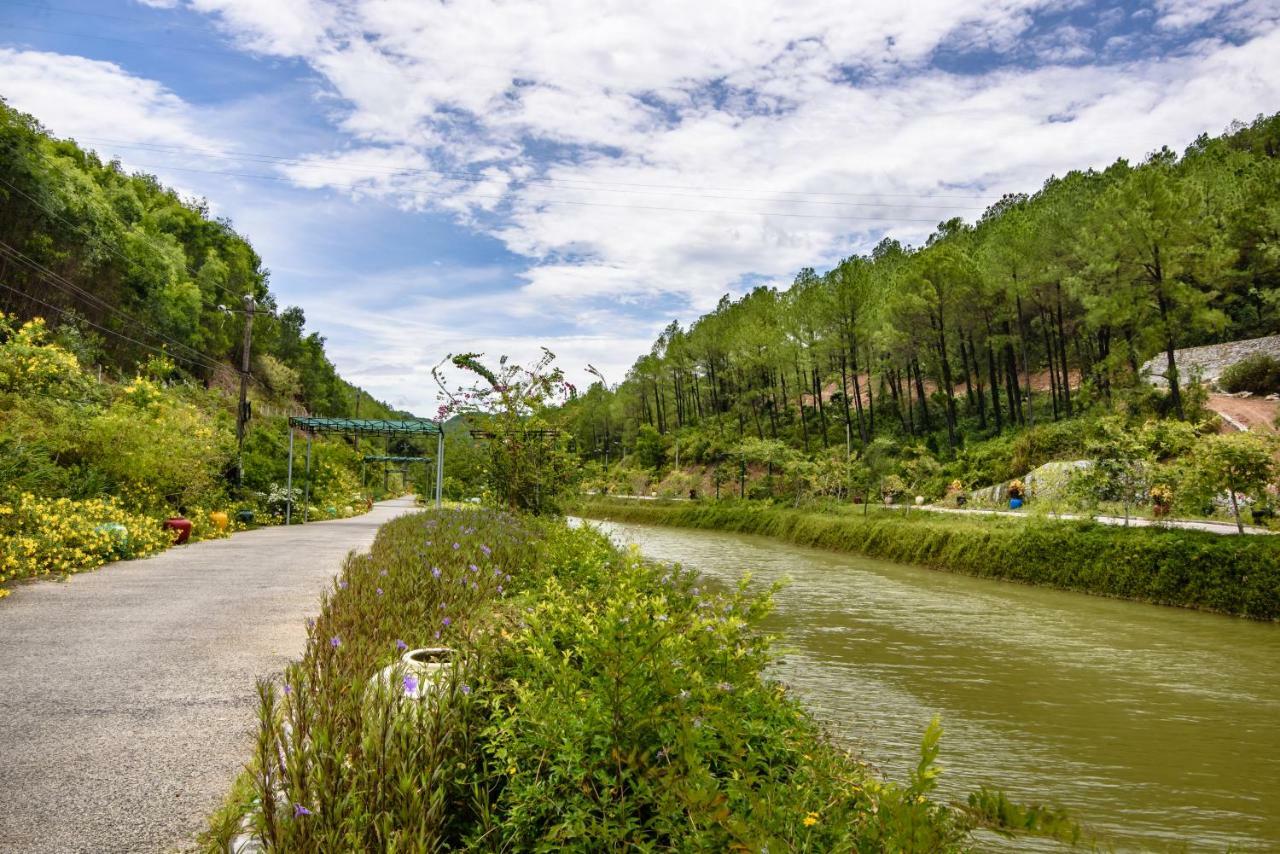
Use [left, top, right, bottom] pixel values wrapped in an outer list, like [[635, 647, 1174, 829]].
[[362, 455, 432, 493], [286, 417, 444, 523]]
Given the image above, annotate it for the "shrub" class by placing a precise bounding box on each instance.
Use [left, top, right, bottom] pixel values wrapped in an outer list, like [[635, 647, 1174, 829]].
[[0, 494, 172, 593], [1219, 354, 1280, 394]]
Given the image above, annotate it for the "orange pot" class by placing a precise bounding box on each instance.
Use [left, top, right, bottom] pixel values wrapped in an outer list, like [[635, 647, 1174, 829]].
[[209, 511, 229, 531]]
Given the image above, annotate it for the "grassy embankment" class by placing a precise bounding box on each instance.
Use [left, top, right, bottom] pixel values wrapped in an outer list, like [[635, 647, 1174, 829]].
[[579, 498, 1280, 620], [204, 507, 1074, 851]]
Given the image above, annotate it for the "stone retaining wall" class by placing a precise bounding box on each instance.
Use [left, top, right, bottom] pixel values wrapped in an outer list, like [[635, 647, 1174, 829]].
[[1142, 334, 1280, 387]]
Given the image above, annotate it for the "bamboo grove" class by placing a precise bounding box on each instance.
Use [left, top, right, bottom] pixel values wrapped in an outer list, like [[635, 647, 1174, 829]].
[[561, 113, 1280, 463]]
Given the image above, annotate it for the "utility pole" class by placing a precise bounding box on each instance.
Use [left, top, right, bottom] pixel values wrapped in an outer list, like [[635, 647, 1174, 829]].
[[236, 294, 255, 485], [353, 388, 361, 452]]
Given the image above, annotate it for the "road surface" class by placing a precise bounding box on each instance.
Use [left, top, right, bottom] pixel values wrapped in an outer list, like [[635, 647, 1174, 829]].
[[0, 497, 418, 854]]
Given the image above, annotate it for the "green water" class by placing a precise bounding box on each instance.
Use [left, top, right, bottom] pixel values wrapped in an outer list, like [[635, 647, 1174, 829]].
[[581, 517, 1280, 852]]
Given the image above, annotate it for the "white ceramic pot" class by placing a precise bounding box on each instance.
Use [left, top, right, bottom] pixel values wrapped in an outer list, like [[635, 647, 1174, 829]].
[[369, 647, 455, 701]]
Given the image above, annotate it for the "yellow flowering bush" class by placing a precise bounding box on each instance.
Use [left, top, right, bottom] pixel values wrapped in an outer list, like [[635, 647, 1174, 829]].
[[0, 314, 87, 396], [0, 494, 172, 593]]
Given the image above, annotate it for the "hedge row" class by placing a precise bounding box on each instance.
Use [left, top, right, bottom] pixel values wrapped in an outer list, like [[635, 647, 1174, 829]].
[[579, 500, 1280, 620]]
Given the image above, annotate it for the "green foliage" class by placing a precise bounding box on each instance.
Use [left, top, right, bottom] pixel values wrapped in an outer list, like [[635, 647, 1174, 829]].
[[1179, 431, 1279, 533], [1219, 354, 1280, 394], [217, 508, 1068, 851], [633, 423, 665, 470], [1071, 418, 1152, 522], [435, 350, 580, 514], [581, 498, 1280, 619]]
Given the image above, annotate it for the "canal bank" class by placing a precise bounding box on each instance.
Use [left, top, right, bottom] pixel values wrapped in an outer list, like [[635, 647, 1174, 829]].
[[579, 499, 1280, 619], [581, 517, 1280, 852]]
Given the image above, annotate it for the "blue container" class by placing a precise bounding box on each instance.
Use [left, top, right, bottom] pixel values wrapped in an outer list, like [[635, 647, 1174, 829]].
[[1009, 497, 1024, 510]]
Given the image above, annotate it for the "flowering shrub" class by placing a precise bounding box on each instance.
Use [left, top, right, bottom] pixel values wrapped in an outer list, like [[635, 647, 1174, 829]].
[[0, 494, 171, 594], [209, 508, 1074, 850]]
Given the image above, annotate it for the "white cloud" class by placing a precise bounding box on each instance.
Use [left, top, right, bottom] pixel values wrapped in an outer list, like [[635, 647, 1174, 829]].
[[0, 49, 209, 149], [155, 1, 1280, 332], [10, 1, 1280, 412]]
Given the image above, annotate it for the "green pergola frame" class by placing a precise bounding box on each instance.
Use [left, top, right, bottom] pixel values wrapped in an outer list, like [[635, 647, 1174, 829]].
[[285, 417, 444, 523]]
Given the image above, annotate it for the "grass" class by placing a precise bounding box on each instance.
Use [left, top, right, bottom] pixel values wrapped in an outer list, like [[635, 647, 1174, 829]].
[[578, 498, 1280, 620]]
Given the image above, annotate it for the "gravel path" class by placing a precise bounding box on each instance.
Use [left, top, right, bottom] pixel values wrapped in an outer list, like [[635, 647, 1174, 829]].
[[0, 497, 418, 854]]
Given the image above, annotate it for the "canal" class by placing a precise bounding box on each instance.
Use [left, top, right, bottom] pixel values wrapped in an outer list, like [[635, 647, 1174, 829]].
[[580, 517, 1280, 852]]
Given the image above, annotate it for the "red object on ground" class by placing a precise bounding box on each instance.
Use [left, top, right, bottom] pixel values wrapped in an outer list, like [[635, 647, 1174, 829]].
[[164, 517, 193, 545]]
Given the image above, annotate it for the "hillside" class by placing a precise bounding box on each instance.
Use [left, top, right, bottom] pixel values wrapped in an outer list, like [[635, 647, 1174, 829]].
[[0, 99, 392, 421]]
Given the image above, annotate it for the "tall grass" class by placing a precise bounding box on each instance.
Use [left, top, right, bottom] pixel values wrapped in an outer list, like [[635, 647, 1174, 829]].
[[579, 499, 1280, 620], [208, 507, 1076, 851]]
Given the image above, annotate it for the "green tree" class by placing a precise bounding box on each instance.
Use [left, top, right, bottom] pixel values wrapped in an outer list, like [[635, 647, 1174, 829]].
[[1088, 152, 1230, 418], [1076, 419, 1152, 525], [434, 349, 578, 514], [1182, 432, 1277, 533]]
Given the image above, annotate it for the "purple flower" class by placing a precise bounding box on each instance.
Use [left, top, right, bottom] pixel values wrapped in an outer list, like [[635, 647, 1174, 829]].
[[470, 582, 478, 591], [376, 588, 383, 596], [395, 639, 407, 650], [452, 543, 460, 550], [442, 616, 452, 626], [282, 683, 292, 695], [433, 630, 440, 640], [461, 684, 472, 695], [480, 544, 491, 556], [497, 585, 504, 594], [469, 564, 478, 573], [431, 567, 442, 579], [294, 804, 311, 818], [338, 580, 348, 590], [403, 674, 419, 695], [380, 569, 388, 577], [330, 636, 341, 648]]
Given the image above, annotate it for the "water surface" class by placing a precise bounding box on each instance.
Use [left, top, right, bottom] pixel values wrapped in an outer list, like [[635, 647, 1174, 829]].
[[580, 517, 1280, 852]]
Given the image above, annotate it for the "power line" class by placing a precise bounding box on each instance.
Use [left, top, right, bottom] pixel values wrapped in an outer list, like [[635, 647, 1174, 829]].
[[75, 137, 998, 204], [0, 240, 225, 371], [4, 1, 210, 32], [0, 278, 216, 371], [0, 22, 248, 60]]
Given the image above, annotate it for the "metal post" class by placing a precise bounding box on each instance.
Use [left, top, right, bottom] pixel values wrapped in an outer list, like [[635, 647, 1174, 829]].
[[302, 432, 313, 523], [285, 426, 295, 525], [434, 430, 444, 507], [236, 295, 255, 485]]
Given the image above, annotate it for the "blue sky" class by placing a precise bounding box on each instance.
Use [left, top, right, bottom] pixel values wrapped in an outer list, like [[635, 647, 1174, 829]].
[[2, 0, 1278, 413]]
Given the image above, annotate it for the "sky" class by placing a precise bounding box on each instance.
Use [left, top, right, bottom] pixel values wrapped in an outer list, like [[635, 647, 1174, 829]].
[[1, 0, 1279, 414]]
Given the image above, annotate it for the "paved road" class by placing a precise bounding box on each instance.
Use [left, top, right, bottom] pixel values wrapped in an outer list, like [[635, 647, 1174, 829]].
[[0, 497, 419, 854]]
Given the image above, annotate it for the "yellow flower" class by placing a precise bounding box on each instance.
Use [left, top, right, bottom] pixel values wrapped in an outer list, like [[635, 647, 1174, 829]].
[[803, 812, 820, 827]]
